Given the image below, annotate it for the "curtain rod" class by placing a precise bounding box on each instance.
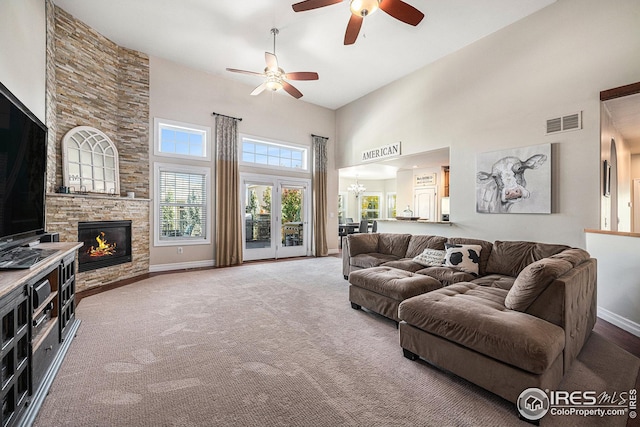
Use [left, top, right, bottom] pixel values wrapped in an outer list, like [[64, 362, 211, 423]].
[[212, 112, 243, 121], [311, 134, 329, 140]]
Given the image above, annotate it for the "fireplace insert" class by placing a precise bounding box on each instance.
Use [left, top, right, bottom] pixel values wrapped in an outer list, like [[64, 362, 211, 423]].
[[78, 220, 132, 272]]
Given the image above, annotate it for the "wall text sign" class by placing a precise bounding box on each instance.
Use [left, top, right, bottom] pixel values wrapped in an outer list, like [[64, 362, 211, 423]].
[[361, 142, 401, 162]]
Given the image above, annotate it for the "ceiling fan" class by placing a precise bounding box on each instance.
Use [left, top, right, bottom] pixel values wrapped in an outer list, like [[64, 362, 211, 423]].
[[292, 0, 425, 45], [226, 28, 319, 99]]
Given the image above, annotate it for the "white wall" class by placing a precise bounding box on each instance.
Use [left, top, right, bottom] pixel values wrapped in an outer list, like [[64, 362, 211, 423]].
[[336, 0, 640, 248], [149, 56, 336, 267], [0, 0, 47, 122], [586, 232, 640, 336]]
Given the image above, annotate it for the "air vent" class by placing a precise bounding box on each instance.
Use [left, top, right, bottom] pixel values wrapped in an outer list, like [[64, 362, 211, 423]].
[[546, 111, 582, 134]]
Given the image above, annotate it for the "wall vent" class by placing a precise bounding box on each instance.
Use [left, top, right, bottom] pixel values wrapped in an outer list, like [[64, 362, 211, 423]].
[[546, 111, 582, 134]]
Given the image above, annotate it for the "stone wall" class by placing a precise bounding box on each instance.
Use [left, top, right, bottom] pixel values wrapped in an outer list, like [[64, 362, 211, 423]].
[[48, 5, 149, 198], [46, 195, 150, 292], [45, 3, 151, 290]]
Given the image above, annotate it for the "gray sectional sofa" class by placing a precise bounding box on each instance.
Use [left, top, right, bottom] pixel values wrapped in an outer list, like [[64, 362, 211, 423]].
[[342, 232, 597, 404]]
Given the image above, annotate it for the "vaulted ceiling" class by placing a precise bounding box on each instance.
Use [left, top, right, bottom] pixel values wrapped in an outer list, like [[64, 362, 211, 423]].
[[52, 0, 556, 110]]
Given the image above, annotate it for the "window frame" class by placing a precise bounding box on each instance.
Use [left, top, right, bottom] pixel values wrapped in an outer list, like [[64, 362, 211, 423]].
[[359, 192, 383, 220], [153, 162, 212, 247], [239, 134, 309, 172], [154, 117, 211, 161]]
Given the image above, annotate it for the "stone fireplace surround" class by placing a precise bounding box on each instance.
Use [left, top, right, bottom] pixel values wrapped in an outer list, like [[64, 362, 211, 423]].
[[44, 3, 151, 293], [46, 194, 149, 293]]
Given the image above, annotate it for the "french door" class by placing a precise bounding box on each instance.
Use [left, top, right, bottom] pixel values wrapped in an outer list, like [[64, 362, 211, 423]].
[[241, 174, 310, 261]]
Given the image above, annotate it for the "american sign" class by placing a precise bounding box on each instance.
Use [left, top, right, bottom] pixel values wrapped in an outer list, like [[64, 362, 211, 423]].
[[361, 142, 401, 162]]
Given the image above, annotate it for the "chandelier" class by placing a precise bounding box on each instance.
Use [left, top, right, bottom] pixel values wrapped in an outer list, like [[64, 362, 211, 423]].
[[348, 177, 366, 198]]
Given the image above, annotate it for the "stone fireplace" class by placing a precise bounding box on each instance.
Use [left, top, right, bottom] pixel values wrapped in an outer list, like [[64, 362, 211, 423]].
[[78, 220, 132, 272], [43, 4, 151, 293], [46, 194, 149, 292]]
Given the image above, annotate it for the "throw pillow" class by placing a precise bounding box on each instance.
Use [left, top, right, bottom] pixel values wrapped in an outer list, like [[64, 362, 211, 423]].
[[444, 244, 482, 276], [412, 248, 446, 267], [505, 258, 573, 311]]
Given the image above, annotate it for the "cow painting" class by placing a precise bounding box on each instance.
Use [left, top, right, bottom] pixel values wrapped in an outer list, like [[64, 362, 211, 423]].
[[476, 144, 551, 214]]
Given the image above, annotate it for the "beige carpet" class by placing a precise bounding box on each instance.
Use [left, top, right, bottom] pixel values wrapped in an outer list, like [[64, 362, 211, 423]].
[[34, 257, 639, 427]]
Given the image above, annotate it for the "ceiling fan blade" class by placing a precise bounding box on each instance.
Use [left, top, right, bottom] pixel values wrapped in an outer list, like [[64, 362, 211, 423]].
[[226, 68, 264, 77], [265, 52, 279, 71], [250, 82, 268, 96], [292, 0, 343, 12], [282, 81, 303, 99], [379, 0, 424, 26], [284, 72, 319, 81], [344, 14, 364, 45]]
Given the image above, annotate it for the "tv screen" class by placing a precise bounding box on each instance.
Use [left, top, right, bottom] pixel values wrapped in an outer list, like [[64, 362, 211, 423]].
[[0, 82, 47, 249]]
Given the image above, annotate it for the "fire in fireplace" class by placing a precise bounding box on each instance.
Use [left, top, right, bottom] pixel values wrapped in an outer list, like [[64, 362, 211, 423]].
[[78, 220, 132, 272]]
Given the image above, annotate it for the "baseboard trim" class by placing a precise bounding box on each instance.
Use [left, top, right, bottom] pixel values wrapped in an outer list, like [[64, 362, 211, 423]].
[[328, 248, 339, 255], [149, 259, 215, 273], [597, 306, 640, 337]]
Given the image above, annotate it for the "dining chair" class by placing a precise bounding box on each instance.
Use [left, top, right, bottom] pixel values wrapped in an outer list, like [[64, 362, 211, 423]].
[[372, 220, 378, 233], [359, 219, 369, 233]]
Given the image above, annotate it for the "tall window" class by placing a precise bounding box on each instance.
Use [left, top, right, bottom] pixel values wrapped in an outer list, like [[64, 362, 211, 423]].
[[154, 118, 211, 161], [386, 193, 397, 219], [154, 163, 210, 246], [338, 192, 348, 223], [240, 135, 308, 171]]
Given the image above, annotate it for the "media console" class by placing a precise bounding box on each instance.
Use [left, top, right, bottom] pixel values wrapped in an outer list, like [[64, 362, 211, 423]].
[[0, 242, 82, 427]]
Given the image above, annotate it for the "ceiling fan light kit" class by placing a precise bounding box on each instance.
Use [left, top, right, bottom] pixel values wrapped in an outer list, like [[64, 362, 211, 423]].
[[350, 0, 380, 17]]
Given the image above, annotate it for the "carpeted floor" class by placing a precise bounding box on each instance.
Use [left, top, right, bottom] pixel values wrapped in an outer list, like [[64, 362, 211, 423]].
[[34, 257, 639, 427]]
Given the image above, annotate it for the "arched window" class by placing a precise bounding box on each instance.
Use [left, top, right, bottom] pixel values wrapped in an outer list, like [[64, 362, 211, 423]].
[[62, 126, 120, 194]]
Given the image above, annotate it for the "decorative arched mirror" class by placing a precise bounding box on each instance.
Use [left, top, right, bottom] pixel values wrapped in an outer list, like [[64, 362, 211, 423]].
[[62, 126, 120, 195]]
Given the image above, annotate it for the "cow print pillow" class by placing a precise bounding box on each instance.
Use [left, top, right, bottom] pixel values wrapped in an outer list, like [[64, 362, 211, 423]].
[[444, 243, 482, 276]]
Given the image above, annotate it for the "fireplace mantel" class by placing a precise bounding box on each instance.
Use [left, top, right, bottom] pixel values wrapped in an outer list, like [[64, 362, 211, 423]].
[[47, 193, 151, 202]]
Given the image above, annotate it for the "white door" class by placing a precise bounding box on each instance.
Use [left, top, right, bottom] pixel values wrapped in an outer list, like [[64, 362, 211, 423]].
[[241, 174, 310, 261], [414, 187, 436, 220]]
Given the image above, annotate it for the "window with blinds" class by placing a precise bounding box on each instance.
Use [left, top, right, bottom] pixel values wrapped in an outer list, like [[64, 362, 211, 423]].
[[155, 163, 210, 245]]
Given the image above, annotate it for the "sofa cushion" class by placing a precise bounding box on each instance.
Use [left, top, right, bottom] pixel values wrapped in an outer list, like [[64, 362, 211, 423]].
[[398, 283, 565, 374], [350, 253, 400, 269], [377, 233, 412, 257], [349, 266, 442, 301], [471, 274, 516, 290], [416, 266, 476, 286], [486, 241, 570, 277], [549, 248, 590, 267], [447, 237, 493, 275], [412, 248, 446, 267], [382, 259, 428, 273], [444, 244, 482, 276], [505, 258, 573, 311], [347, 233, 379, 257], [405, 235, 448, 258]]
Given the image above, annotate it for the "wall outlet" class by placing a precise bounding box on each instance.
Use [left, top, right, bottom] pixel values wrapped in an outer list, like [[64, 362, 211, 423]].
[[177, 247, 183, 254]]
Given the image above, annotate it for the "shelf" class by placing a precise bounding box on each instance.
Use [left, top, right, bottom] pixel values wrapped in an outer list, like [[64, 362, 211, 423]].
[[32, 319, 57, 352], [32, 292, 57, 317]]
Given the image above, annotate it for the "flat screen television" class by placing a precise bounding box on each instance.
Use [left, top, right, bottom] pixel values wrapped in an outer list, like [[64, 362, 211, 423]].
[[0, 81, 48, 252]]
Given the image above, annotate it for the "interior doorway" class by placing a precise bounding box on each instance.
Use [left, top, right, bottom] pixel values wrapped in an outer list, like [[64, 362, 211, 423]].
[[241, 174, 310, 261]]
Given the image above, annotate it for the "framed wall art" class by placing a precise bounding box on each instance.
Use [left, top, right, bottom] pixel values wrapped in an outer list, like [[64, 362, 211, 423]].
[[476, 143, 551, 214]]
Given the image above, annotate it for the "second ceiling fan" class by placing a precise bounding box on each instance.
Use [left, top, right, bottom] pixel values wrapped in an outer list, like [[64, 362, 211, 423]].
[[226, 28, 318, 99], [292, 0, 425, 45]]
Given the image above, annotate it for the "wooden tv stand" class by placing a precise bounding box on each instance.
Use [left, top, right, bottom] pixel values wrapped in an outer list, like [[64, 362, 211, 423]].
[[0, 242, 82, 427]]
